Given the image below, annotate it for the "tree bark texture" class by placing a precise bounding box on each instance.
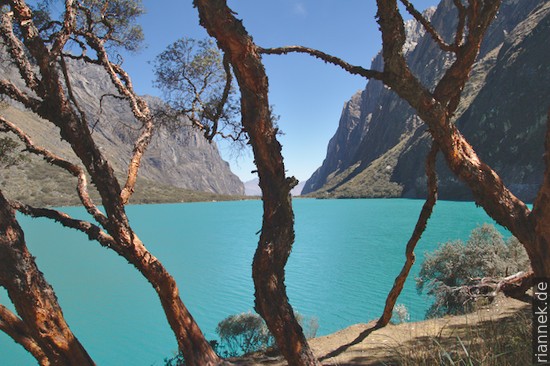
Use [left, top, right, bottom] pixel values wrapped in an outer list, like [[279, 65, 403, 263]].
[[2, 2, 221, 364], [375, 0, 549, 278], [0, 304, 48, 365], [193, 1, 320, 365], [0, 191, 94, 365]]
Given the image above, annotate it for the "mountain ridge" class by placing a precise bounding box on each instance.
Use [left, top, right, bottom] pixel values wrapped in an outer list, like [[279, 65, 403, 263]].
[[0, 57, 245, 205], [303, 0, 549, 202]]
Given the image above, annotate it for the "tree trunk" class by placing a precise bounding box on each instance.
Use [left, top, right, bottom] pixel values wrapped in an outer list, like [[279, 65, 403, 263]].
[[0, 191, 94, 365], [120, 235, 222, 366], [5, 3, 223, 364], [193, 1, 320, 365], [375, 0, 550, 280]]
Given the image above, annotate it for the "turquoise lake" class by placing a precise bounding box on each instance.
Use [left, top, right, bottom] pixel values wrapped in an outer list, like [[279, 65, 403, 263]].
[[0, 198, 508, 365]]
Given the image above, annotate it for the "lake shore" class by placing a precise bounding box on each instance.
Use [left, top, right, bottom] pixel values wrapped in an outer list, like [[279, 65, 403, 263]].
[[232, 294, 530, 365]]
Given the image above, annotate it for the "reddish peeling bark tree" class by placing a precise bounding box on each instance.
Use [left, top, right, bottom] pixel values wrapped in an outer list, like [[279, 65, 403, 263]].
[[193, 1, 320, 365], [0, 1, 220, 364], [0, 190, 93, 366], [260, 0, 549, 326]]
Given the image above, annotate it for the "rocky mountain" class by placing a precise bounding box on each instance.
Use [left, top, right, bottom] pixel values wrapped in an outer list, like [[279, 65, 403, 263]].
[[303, 0, 550, 202], [244, 178, 305, 196], [0, 57, 244, 204]]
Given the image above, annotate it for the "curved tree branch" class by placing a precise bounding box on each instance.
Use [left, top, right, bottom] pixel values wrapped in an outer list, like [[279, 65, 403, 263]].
[[0, 115, 108, 228], [0, 9, 43, 95], [204, 54, 233, 141], [375, 0, 532, 248], [11, 201, 117, 250], [377, 140, 439, 328], [0, 190, 94, 365], [49, 0, 76, 58], [0, 304, 48, 365], [59, 54, 88, 128], [0, 80, 42, 113], [399, 0, 457, 52], [259, 45, 384, 81], [73, 29, 155, 204], [453, 0, 467, 47]]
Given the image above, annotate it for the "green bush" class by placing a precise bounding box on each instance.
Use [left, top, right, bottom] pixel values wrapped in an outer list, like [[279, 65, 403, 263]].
[[416, 224, 530, 318], [216, 312, 273, 357]]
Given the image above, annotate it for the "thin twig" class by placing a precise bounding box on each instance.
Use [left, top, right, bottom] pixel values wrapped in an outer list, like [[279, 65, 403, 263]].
[[400, 0, 457, 52], [49, 0, 76, 58]]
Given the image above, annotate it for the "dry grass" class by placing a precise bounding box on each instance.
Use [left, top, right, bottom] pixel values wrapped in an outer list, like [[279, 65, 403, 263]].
[[233, 295, 531, 365]]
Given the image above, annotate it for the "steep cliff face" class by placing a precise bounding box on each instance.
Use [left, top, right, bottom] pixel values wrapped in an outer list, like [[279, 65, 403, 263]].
[[0, 58, 244, 201], [303, 6, 435, 195], [304, 0, 548, 202]]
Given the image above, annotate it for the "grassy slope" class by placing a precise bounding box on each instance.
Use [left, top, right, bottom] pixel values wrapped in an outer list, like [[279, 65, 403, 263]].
[[0, 105, 246, 206]]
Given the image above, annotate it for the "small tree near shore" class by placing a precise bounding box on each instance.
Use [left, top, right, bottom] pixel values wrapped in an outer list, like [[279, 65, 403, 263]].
[[417, 224, 530, 318]]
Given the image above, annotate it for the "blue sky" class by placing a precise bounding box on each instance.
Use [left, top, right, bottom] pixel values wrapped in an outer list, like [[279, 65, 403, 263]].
[[118, 0, 437, 183]]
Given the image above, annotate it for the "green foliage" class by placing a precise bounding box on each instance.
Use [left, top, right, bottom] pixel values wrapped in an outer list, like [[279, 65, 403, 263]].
[[416, 224, 530, 318], [77, 0, 145, 52], [153, 38, 241, 140], [216, 312, 273, 357], [30, 0, 145, 53], [213, 311, 319, 357]]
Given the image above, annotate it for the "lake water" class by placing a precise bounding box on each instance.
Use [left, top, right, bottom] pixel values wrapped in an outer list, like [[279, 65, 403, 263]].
[[0, 198, 507, 365]]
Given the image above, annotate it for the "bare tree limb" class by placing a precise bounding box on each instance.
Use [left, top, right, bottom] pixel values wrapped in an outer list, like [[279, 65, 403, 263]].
[[194, 0, 320, 364], [11, 201, 117, 250], [59, 54, 88, 127], [0, 80, 42, 113], [399, 0, 457, 52], [0, 9, 43, 95], [259, 46, 384, 81], [377, 140, 439, 328], [433, 0, 501, 110], [0, 115, 108, 228], [49, 0, 76, 58], [72, 29, 155, 204], [453, 0, 467, 47], [0, 190, 94, 365], [0, 304, 49, 365]]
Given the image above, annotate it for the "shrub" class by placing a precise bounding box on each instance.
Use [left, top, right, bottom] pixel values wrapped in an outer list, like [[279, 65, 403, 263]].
[[392, 303, 410, 324], [215, 312, 273, 357], [416, 224, 530, 318], [215, 311, 319, 357]]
